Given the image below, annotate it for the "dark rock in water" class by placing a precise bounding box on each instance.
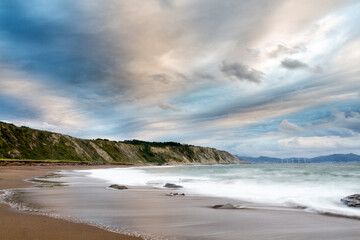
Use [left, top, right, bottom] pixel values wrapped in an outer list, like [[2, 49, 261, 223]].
[[213, 203, 237, 209], [166, 192, 186, 197], [109, 184, 128, 190], [164, 183, 183, 189], [166, 192, 178, 196], [341, 194, 360, 207]]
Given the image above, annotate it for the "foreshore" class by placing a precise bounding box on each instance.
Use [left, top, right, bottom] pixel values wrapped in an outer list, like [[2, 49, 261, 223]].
[[1, 165, 360, 240], [0, 165, 141, 240]]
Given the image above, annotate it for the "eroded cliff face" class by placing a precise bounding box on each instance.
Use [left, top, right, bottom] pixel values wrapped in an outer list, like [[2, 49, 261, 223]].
[[0, 122, 238, 165], [150, 146, 236, 165]]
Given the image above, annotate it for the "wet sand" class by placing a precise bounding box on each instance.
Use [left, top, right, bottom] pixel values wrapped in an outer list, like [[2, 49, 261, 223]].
[[0, 166, 141, 240]]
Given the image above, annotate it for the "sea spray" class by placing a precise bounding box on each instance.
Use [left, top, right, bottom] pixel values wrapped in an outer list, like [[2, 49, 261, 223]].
[[82, 163, 360, 218]]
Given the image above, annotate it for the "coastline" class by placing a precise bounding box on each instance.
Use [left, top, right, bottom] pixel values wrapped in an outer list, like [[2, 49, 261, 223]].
[[2, 164, 360, 240], [0, 165, 141, 240]]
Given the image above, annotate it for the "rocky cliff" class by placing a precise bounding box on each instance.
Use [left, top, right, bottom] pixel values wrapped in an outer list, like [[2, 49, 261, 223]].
[[0, 122, 238, 165]]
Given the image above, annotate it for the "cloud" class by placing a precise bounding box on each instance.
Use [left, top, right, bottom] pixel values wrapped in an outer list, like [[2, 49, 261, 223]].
[[157, 0, 173, 8], [278, 135, 360, 150], [0, 0, 115, 86], [281, 58, 309, 70], [221, 61, 263, 83], [279, 119, 303, 133], [0, 0, 359, 158], [0, 68, 88, 131], [275, 109, 360, 142], [158, 102, 180, 112], [268, 44, 305, 58], [331, 109, 360, 133]]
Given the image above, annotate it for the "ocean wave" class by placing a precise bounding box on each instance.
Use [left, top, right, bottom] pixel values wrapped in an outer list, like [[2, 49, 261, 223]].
[[79, 164, 360, 219]]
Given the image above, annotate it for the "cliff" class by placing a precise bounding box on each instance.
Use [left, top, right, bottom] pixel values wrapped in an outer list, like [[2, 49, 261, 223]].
[[0, 122, 238, 165]]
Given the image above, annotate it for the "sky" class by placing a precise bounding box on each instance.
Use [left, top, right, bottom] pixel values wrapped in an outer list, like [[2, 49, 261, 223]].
[[0, 0, 359, 158]]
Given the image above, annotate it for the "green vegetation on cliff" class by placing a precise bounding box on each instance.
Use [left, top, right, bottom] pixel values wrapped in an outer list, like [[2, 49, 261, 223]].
[[0, 122, 238, 165]]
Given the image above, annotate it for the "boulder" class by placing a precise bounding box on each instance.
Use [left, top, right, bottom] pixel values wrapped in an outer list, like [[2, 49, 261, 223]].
[[166, 192, 186, 197], [341, 194, 360, 207], [164, 183, 183, 189], [213, 203, 237, 209], [109, 184, 128, 190]]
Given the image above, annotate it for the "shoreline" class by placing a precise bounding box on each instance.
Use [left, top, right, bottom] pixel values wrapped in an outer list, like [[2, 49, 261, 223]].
[[0, 165, 142, 240], [2, 165, 360, 239]]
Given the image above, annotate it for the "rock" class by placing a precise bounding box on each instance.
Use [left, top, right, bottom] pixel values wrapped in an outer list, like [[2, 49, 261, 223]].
[[213, 203, 237, 209], [109, 184, 128, 190], [166, 192, 178, 196], [341, 194, 360, 207], [164, 183, 183, 189], [166, 192, 186, 197]]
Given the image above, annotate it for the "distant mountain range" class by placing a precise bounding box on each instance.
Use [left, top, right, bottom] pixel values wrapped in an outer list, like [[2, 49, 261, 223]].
[[237, 153, 360, 164]]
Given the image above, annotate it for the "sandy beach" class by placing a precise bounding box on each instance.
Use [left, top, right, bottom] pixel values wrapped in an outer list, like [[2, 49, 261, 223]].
[[0, 165, 141, 240]]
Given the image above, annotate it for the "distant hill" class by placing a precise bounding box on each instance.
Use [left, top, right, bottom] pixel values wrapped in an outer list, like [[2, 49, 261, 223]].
[[237, 153, 360, 164], [0, 122, 238, 165], [310, 153, 360, 163]]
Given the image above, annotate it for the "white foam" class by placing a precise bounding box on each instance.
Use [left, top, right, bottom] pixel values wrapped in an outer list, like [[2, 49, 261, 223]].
[[78, 164, 360, 218], [78, 167, 210, 187]]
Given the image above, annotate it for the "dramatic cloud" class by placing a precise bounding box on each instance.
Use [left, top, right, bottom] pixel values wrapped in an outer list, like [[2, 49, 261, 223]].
[[0, 0, 359, 157], [221, 61, 263, 83], [0, 68, 88, 132]]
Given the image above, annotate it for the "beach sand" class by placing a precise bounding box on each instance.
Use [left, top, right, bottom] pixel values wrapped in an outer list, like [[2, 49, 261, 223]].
[[1, 165, 360, 240], [0, 166, 141, 240]]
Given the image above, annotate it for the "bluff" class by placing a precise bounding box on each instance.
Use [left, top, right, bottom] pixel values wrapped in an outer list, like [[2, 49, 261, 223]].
[[0, 122, 238, 165]]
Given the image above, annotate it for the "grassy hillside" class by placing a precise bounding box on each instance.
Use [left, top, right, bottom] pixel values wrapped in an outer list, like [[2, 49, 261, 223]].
[[0, 122, 238, 165]]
